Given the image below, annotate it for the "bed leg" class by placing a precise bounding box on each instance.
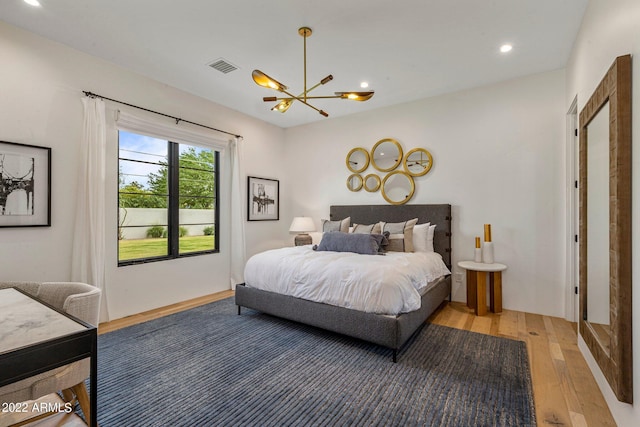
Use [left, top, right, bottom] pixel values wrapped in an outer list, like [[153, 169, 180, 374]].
[[393, 350, 397, 363], [237, 305, 241, 315]]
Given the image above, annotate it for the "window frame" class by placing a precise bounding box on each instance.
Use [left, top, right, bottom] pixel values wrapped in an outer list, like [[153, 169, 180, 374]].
[[118, 135, 220, 266]]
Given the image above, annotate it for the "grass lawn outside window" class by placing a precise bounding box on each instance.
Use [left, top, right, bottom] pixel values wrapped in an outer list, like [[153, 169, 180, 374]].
[[119, 235, 216, 261]]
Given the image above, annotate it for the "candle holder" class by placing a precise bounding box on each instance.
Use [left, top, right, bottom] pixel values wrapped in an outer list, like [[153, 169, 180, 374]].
[[474, 236, 482, 262], [483, 224, 494, 264]]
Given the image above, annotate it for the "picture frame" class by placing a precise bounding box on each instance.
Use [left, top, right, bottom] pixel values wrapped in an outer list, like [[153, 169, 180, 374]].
[[247, 176, 279, 221], [0, 141, 51, 227]]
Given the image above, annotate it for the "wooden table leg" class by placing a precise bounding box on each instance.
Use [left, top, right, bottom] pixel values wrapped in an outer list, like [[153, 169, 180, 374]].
[[476, 271, 487, 316], [490, 271, 502, 313], [466, 270, 477, 311]]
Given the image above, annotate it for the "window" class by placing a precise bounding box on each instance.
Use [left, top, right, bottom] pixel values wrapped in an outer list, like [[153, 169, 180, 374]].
[[118, 130, 219, 265]]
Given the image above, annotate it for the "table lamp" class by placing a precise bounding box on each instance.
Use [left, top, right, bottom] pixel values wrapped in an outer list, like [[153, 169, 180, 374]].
[[289, 217, 316, 246]]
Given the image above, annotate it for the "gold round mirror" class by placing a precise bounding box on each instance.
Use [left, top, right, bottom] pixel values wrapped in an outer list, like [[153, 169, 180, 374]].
[[371, 138, 403, 172], [346, 174, 363, 191], [346, 147, 370, 173], [363, 174, 381, 192], [404, 148, 433, 177], [381, 171, 415, 205]]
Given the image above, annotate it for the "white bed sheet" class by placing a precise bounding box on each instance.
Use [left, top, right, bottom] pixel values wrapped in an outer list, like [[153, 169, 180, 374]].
[[244, 245, 451, 315]]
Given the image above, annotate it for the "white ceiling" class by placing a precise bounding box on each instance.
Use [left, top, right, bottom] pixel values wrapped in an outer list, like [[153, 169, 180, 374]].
[[0, 0, 588, 128]]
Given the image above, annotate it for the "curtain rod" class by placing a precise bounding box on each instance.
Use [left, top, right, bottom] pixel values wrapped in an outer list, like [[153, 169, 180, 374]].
[[82, 91, 243, 139]]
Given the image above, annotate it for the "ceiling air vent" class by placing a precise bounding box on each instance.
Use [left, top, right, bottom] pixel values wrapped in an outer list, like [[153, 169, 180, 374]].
[[208, 58, 238, 74]]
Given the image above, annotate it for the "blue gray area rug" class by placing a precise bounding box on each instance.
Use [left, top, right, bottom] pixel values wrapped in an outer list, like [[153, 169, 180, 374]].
[[93, 298, 535, 426]]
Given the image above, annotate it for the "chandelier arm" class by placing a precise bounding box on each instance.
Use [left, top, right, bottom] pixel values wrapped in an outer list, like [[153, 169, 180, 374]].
[[269, 79, 330, 102], [277, 94, 371, 100], [295, 95, 345, 100], [303, 79, 326, 97], [281, 89, 319, 109], [281, 89, 327, 116]]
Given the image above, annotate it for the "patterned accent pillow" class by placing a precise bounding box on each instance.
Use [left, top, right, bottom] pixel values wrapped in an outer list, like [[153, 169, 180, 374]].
[[352, 223, 382, 234], [380, 218, 418, 252], [321, 217, 350, 233]]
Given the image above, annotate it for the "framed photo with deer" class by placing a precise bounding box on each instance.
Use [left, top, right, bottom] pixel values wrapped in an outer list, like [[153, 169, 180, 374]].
[[0, 141, 51, 227], [247, 176, 279, 221]]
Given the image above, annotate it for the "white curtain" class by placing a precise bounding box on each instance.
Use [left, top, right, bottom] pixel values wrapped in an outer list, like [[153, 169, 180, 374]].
[[230, 136, 246, 289], [72, 96, 109, 322]]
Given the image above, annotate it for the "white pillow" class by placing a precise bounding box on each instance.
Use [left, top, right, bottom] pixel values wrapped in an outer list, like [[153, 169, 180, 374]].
[[413, 223, 436, 252]]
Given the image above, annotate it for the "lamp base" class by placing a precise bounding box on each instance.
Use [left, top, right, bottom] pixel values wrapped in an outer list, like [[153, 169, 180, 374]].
[[294, 233, 312, 246]]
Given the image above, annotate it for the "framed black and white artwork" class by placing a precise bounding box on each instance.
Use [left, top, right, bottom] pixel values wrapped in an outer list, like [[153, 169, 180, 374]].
[[247, 176, 279, 221], [0, 141, 51, 227]]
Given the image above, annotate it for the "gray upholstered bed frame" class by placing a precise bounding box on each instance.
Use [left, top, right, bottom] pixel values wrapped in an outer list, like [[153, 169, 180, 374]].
[[235, 204, 452, 362]]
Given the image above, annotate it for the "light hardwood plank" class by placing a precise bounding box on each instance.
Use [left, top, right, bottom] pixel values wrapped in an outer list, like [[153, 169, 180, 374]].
[[497, 308, 519, 339], [525, 313, 573, 426], [569, 411, 588, 427], [517, 311, 529, 342], [562, 347, 616, 427], [470, 314, 492, 334], [489, 313, 501, 337], [98, 290, 233, 334], [551, 316, 579, 345]]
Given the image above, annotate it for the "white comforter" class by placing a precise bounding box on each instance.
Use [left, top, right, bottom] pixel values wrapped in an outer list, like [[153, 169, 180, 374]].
[[244, 246, 451, 315]]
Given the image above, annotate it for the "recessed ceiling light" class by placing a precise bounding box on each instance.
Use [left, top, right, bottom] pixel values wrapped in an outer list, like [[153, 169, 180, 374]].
[[360, 82, 369, 88], [500, 44, 513, 53], [24, 0, 41, 6]]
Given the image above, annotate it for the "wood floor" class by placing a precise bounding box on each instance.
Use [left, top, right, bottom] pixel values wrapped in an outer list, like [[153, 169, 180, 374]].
[[99, 291, 616, 427]]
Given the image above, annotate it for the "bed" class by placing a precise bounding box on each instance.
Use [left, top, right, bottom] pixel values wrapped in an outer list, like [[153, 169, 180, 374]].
[[235, 204, 452, 362]]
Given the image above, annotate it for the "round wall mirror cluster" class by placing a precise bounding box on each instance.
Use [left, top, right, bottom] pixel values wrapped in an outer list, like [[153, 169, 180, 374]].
[[345, 138, 433, 205]]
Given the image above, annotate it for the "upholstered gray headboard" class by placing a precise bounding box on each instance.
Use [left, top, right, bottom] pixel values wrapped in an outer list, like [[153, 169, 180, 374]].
[[330, 204, 452, 269]]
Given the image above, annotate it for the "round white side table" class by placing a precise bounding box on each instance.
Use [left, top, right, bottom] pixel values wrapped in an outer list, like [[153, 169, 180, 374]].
[[457, 260, 507, 316]]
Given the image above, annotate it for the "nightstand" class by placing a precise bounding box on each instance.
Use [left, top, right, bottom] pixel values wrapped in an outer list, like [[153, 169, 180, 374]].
[[457, 260, 507, 316]]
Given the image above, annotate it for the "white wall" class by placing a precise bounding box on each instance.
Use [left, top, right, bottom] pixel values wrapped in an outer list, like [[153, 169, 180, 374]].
[[285, 69, 567, 317], [566, 0, 640, 424], [118, 208, 215, 239], [0, 21, 288, 320]]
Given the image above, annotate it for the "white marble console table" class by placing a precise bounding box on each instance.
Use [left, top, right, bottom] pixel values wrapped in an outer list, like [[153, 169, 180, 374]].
[[0, 287, 97, 426]]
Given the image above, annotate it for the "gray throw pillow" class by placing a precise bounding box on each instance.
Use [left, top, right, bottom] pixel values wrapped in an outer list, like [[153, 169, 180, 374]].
[[371, 232, 390, 253], [314, 232, 379, 255]]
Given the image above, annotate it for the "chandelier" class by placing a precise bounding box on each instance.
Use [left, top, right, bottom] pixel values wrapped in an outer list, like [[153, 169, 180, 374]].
[[252, 27, 374, 117]]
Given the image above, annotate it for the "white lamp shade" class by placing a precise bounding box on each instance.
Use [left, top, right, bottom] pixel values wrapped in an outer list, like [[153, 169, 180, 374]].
[[289, 217, 316, 233]]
